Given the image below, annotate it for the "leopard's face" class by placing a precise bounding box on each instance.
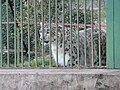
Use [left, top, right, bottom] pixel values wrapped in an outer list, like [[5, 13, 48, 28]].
[[40, 24, 63, 45], [39, 23, 49, 45]]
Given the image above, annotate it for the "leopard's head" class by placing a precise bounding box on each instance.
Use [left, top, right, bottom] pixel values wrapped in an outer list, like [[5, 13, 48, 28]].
[[39, 23, 63, 45]]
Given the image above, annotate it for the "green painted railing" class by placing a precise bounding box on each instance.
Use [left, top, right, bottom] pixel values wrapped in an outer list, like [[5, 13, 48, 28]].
[[0, 0, 2, 67], [107, 0, 120, 68], [0, 0, 106, 68]]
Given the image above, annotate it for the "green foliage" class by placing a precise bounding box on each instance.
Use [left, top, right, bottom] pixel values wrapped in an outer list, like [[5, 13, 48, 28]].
[[23, 57, 56, 67]]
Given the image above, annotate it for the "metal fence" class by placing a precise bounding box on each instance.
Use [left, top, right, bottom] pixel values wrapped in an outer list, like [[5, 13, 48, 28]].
[[0, 0, 106, 68]]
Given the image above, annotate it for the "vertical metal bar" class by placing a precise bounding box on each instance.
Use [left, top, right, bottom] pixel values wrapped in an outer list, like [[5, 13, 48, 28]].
[[62, 0, 65, 67], [34, 0, 37, 67], [17, 27, 20, 67], [55, 0, 58, 66], [16, 2, 20, 67], [41, 0, 44, 67], [106, 0, 114, 68], [6, 0, 9, 67], [91, 0, 94, 67], [69, 0, 72, 67], [84, 0, 87, 66], [98, 0, 101, 66], [27, 0, 30, 67], [114, 0, 120, 68], [77, 0, 80, 66], [14, 0, 17, 67], [20, 0, 23, 67], [48, 0, 52, 67], [0, 0, 2, 67]]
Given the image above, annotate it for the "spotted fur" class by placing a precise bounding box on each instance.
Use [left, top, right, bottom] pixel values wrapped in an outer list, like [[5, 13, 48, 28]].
[[40, 23, 106, 67]]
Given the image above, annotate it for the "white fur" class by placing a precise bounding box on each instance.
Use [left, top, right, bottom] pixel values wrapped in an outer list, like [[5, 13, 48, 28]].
[[51, 43, 69, 66]]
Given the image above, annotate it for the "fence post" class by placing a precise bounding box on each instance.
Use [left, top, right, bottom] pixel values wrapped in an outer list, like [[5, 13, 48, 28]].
[[107, 0, 120, 68]]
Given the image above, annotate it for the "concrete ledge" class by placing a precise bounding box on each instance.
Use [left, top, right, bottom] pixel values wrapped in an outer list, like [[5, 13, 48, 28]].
[[0, 69, 120, 90], [0, 69, 120, 75]]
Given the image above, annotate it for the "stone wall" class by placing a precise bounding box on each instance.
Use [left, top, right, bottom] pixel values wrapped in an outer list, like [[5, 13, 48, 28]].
[[0, 69, 120, 90]]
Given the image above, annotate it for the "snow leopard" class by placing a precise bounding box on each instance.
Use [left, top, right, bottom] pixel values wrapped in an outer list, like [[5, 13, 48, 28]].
[[39, 23, 106, 67]]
